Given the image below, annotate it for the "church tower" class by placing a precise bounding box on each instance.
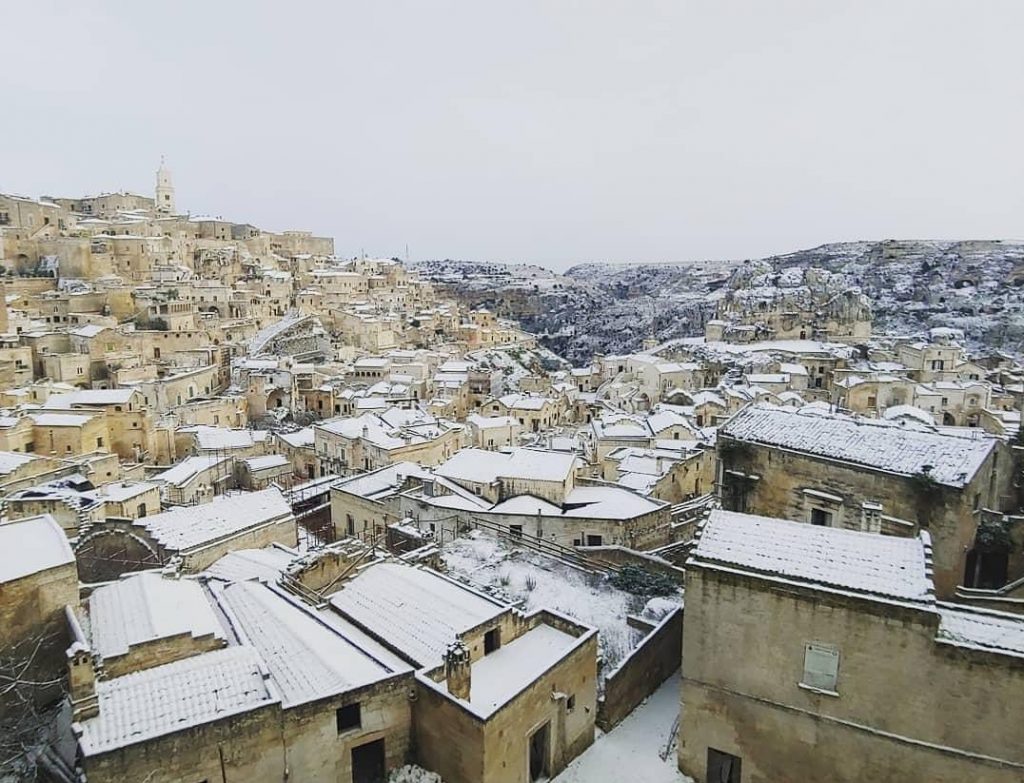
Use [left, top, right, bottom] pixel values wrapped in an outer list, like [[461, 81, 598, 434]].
[[155, 158, 175, 214]]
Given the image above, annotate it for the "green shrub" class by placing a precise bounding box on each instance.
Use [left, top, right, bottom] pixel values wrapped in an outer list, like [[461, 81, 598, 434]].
[[610, 564, 676, 597]]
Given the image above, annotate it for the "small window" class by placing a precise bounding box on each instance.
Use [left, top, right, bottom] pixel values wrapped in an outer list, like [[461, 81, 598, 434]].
[[484, 628, 501, 655], [802, 642, 839, 693], [810, 508, 832, 527], [509, 524, 523, 538], [566, 694, 576, 712], [707, 749, 741, 783], [586, 534, 603, 546], [336, 703, 361, 733]]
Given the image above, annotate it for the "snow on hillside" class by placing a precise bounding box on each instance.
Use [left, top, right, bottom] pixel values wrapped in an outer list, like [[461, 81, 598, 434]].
[[416, 241, 1024, 362]]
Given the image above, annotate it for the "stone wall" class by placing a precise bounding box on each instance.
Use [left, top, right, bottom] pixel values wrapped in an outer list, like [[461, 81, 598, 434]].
[[179, 514, 297, 573], [101, 631, 225, 679], [414, 625, 597, 783], [598, 608, 682, 731], [82, 703, 283, 783], [679, 565, 1024, 782], [718, 435, 1016, 598], [284, 675, 413, 782]]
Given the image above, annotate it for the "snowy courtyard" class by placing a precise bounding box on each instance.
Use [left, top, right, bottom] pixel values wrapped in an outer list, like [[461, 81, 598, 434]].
[[554, 673, 692, 783], [441, 532, 678, 679]]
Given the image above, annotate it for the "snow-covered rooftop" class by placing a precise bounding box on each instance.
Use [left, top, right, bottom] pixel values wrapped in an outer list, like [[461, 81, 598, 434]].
[[89, 573, 224, 660], [435, 447, 578, 485], [691, 510, 934, 605], [721, 403, 995, 487], [328, 562, 507, 668], [149, 454, 233, 487], [438, 623, 581, 718], [76, 646, 277, 756], [243, 454, 290, 472], [333, 461, 429, 501], [0, 514, 74, 583], [44, 389, 138, 408], [136, 488, 292, 552], [212, 580, 407, 707], [936, 603, 1024, 659], [0, 450, 40, 476]]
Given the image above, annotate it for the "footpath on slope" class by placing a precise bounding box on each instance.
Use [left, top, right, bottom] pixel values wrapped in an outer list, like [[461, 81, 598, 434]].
[[554, 671, 693, 783]]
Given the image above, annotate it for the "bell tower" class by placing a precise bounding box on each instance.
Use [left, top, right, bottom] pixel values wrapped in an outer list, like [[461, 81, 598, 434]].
[[155, 157, 175, 214]]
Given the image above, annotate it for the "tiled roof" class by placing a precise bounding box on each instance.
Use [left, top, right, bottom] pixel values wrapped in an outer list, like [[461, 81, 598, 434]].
[[691, 510, 933, 604], [328, 563, 506, 668], [213, 581, 404, 707], [89, 573, 223, 660], [937, 604, 1024, 659], [137, 488, 292, 552], [720, 404, 994, 487], [77, 646, 276, 756]]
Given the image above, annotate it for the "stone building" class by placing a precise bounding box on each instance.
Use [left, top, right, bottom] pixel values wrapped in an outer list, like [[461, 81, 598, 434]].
[[75, 487, 296, 581], [314, 408, 464, 476], [717, 404, 1017, 597], [680, 510, 1024, 783], [70, 570, 414, 783], [0, 514, 78, 713], [327, 561, 599, 783]]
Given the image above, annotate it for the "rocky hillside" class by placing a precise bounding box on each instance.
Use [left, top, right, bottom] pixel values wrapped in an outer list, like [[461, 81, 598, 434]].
[[414, 241, 1024, 363]]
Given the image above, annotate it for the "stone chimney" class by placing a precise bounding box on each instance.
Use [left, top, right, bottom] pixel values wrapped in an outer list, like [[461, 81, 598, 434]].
[[444, 639, 471, 701], [65, 607, 99, 721]]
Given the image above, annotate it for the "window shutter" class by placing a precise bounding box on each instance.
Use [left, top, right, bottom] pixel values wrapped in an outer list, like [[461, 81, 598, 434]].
[[803, 643, 840, 692]]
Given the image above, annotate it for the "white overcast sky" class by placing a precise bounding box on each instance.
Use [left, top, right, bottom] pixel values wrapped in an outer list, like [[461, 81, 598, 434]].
[[3, 1, 1022, 270]]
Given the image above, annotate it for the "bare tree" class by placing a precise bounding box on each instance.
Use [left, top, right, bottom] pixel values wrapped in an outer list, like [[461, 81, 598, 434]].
[[0, 629, 70, 781]]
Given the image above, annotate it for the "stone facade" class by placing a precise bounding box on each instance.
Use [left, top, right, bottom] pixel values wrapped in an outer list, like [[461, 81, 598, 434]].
[[679, 556, 1024, 782]]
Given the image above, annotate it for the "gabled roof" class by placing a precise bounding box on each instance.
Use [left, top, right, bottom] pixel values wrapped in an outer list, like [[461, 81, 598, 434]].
[[720, 403, 995, 487], [691, 510, 934, 606], [211, 581, 408, 707], [328, 562, 506, 668], [77, 646, 276, 756]]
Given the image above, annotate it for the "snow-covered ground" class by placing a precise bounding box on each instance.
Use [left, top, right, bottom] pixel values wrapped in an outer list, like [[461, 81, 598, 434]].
[[441, 533, 651, 679], [554, 672, 692, 783], [389, 765, 442, 783]]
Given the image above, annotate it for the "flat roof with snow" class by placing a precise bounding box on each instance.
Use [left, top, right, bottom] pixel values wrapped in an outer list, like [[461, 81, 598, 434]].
[[721, 403, 995, 487], [0, 514, 74, 583], [436, 623, 582, 719], [691, 510, 934, 605]]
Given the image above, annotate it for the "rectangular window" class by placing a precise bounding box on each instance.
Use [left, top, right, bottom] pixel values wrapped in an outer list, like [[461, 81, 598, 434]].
[[586, 534, 603, 546], [802, 642, 840, 693], [509, 524, 523, 538], [809, 508, 832, 527], [566, 694, 576, 713], [860, 502, 882, 534], [336, 703, 361, 733], [707, 749, 741, 783]]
